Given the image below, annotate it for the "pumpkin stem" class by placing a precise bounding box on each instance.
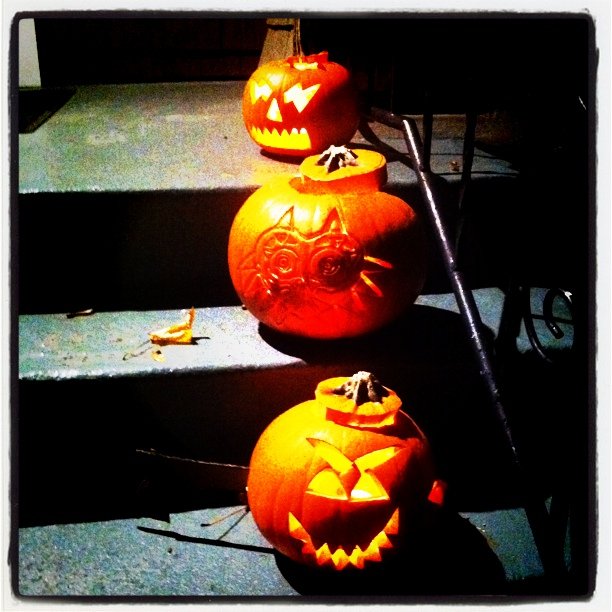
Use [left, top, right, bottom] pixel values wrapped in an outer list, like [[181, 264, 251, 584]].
[[332, 371, 389, 405], [316, 145, 359, 173]]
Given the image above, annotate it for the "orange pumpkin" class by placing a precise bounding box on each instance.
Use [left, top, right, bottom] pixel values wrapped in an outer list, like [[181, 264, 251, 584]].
[[227, 147, 427, 339], [242, 51, 360, 156], [247, 372, 440, 570]]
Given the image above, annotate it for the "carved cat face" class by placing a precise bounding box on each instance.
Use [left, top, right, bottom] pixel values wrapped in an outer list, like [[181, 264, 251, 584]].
[[233, 205, 394, 333]]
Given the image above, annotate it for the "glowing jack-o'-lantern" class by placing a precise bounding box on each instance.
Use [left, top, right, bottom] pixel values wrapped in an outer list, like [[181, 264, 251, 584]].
[[242, 51, 360, 156], [227, 146, 427, 339], [248, 372, 443, 570]]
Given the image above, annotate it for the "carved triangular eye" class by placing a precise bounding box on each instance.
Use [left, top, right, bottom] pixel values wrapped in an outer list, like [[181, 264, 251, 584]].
[[350, 470, 388, 501], [284, 83, 321, 113], [307, 467, 349, 500], [306, 439, 403, 501], [250, 81, 273, 104], [307, 438, 354, 474], [354, 446, 403, 471]]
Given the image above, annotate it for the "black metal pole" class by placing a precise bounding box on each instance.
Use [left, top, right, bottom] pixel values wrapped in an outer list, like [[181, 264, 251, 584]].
[[402, 114, 522, 461], [369, 107, 567, 580]]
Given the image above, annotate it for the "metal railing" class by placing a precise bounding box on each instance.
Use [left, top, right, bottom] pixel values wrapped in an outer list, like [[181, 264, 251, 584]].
[[367, 107, 571, 580]]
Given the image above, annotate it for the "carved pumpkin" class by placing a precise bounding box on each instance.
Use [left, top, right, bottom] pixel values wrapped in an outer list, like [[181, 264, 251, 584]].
[[227, 147, 427, 339], [242, 51, 360, 156], [247, 372, 441, 570]]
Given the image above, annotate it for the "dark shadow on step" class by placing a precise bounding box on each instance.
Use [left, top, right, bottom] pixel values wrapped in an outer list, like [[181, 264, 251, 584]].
[[18, 87, 76, 133], [275, 505, 507, 598], [17, 302, 578, 525], [258, 302, 482, 366]]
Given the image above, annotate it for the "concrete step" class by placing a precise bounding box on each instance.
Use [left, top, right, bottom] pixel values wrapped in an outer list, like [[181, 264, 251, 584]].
[[17, 81, 534, 315], [17, 288, 574, 521], [18, 502, 562, 596], [19, 289, 572, 384], [15, 81, 583, 597]]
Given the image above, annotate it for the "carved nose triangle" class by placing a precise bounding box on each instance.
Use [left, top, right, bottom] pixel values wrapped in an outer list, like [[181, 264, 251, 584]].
[[266, 98, 283, 122]]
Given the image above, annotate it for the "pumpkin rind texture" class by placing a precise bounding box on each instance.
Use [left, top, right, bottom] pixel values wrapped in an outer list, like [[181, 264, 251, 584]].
[[242, 51, 360, 157], [227, 149, 427, 339], [247, 374, 436, 570]]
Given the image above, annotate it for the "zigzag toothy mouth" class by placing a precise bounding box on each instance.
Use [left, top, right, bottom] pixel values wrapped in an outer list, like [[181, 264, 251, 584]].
[[250, 126, 312, 151], [287, 508, 399, 570]]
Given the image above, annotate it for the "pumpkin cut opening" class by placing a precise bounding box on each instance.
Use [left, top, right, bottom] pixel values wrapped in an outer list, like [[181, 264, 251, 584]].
[[295, 147, 388, 195], [316, 372, 402, 428]]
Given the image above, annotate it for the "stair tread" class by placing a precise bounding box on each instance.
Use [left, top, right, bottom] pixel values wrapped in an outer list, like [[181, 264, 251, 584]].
[[17, 503, 544, 596], [19, 81, 517, 196], [19, 288, 572, 382], [19, 304, 294, 381]]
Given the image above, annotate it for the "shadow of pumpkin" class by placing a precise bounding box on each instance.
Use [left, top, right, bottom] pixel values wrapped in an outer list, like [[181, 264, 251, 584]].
[[274, 504, 506, 597]]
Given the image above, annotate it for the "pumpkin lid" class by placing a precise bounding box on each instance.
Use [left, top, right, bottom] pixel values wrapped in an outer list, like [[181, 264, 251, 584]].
[[315, 371, 402, 428], [297, 146, 387, 194]]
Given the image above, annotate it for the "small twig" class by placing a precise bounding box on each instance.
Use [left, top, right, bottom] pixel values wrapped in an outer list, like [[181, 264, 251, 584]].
[[135, 448, 248, 471], [201, 506, 248, 527], [137, 526, 272, 555], [122, 340, 150, 361], [201, 506, 250, 540]]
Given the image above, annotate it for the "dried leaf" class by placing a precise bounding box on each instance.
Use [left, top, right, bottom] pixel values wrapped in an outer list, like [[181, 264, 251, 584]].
[[151, 349, 166, 362], [148, 307, 195, 346], [66, 308, 95, 319]]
